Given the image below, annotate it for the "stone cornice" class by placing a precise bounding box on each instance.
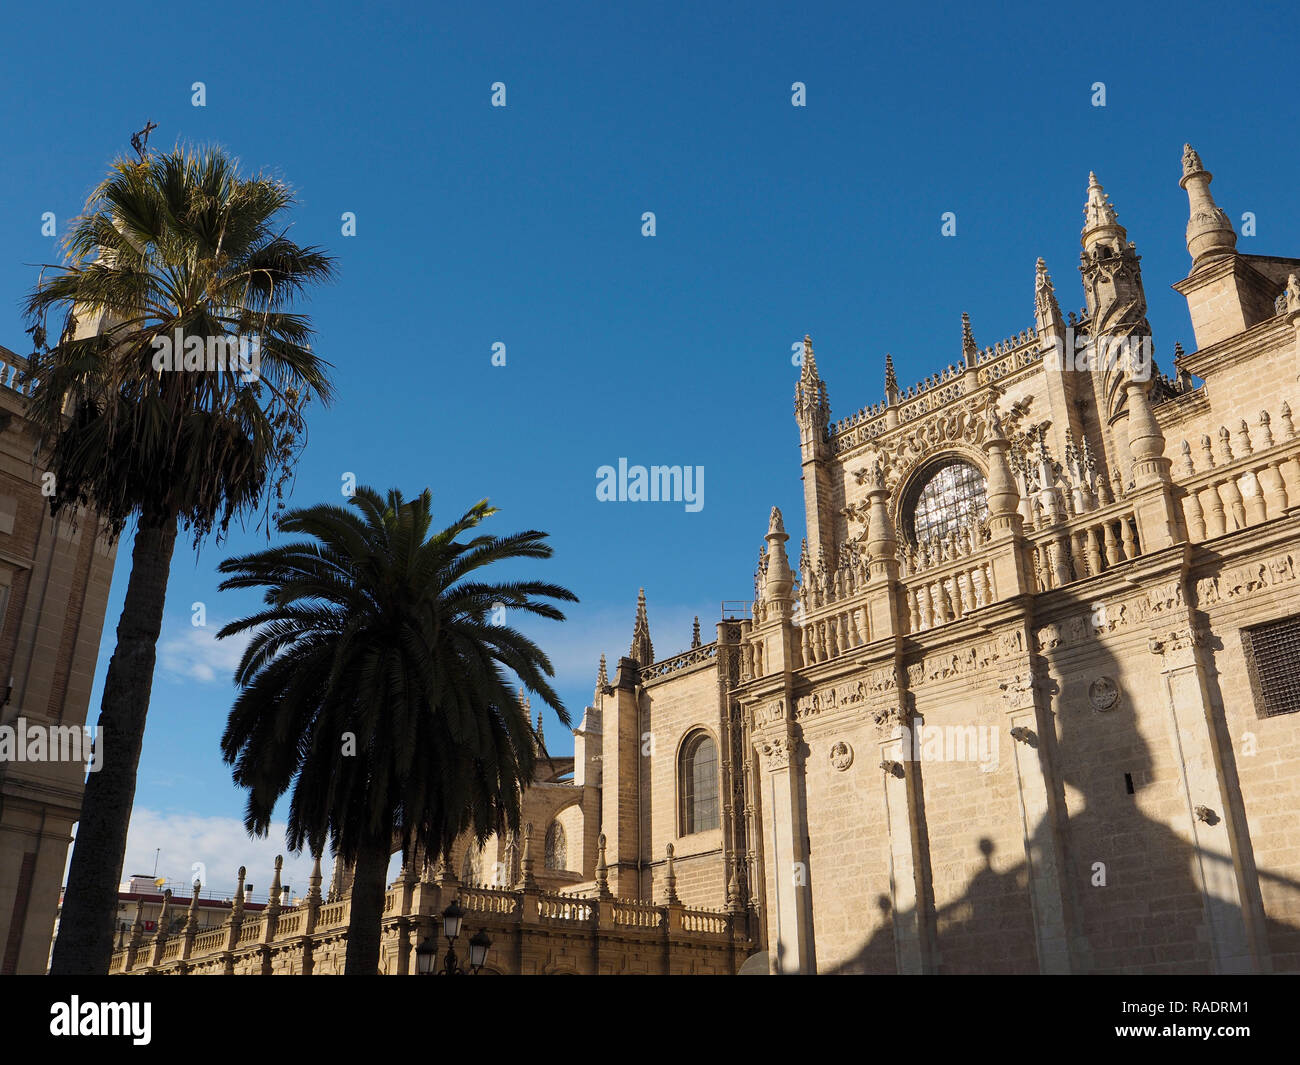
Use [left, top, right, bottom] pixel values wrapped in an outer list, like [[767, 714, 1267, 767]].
[[1171, 314, 1292, 382]]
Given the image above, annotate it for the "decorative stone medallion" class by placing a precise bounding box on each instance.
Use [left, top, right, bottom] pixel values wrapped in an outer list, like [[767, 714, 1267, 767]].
[[829, 740, 854, 771], [1089, 676, 1120, 712]]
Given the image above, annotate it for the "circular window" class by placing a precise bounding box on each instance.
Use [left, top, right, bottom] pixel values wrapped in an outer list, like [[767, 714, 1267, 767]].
[[904, 459, 988, 545]]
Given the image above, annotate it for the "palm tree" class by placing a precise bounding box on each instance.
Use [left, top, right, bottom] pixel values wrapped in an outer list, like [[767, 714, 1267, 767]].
[[216, 486, 576, 974], [26, 145, 336, 975]]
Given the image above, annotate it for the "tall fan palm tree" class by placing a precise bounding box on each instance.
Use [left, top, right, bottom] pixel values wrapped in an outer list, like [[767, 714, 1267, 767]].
[[26, 145, 336, 975], [216, 486, 576, 975]]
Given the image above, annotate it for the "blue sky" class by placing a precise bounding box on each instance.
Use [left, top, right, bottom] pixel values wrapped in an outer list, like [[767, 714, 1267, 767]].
[[3, 0, 1297, 895]]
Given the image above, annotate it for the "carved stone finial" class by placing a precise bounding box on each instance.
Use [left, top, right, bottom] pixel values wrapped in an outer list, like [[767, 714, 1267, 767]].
[[664, 843, 679, 904], [961, 312, 978, 364], [1286, 274, 1300, 316], [691, 616, 701, 648], [1179, 144, 1237, 268], [595, 833, 610, 899], [519, 822, 537, 890], [596, 652, 608, 690], [629, 588, 654, 666], [884, 352, 898, 399], [307, 851, 323, 907]]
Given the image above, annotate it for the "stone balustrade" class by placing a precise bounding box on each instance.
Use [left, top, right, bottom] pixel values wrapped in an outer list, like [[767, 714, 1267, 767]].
[[1029, 506, 1141, 592], [1174, 405, 1300, 542], [904, 557, 997, 632], [108, 865, 750, 975], [640, 641, 717, 682]]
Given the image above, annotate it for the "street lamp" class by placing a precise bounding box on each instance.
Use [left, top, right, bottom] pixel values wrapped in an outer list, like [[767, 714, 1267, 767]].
[[415, 900, 491, 974]]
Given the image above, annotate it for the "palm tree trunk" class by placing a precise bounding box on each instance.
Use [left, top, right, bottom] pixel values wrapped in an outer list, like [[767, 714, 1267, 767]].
[[343, 834, 392, 974], [49, 516, 179, 975]]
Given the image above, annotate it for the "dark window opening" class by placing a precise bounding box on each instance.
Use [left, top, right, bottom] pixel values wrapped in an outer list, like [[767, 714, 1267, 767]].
[[1242, 614, 1300, 718]]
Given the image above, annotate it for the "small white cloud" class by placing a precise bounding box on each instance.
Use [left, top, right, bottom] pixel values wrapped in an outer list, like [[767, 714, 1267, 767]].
[[156, 620, 250, 685], [73, 808, 335, 901]]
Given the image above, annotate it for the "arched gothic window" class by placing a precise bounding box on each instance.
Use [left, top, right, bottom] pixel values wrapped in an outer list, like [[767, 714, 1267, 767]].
[[679, 731, 719, 835], [904, 459, 988, 544], [544, 821, 567, 871]]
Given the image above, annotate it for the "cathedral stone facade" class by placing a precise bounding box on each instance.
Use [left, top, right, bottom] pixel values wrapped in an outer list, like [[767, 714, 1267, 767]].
[[113, 144, 1300, 975], [0, 347, 118, 974]]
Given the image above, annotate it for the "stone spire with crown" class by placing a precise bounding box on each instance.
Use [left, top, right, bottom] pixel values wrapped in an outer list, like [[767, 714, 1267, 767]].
[[595, 653, 608, 691], [691, 616, 701, 648], [629, 588, 654, 666], [1079, 171, 1150, 421], [884, 352, 899, 403], [1179, 143, 1237, 270]]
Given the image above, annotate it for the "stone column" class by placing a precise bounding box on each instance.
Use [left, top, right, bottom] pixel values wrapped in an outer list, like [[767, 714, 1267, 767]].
[[876, 707, 929, 974], [754, 709, 815, 974], [1148, 626, 1261, 972], [999, 669, 1075, 973]]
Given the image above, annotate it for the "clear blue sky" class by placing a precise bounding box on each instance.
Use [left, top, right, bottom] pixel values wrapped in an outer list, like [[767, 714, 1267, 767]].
[[3, 0, 1297, 894]]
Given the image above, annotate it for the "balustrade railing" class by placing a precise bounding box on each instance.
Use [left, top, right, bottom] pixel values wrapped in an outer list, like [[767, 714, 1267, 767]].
[[1175, 410, 1300, 542], [903, 557, 996, 631], [193, 928, 226, 954], [538, 894, 593, 922], [641, 642, 717, 681]]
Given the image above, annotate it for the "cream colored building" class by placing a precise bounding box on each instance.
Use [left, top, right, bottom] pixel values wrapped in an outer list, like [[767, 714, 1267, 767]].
[[113, 144, 1300, 974], [0, 347, 118, 974]]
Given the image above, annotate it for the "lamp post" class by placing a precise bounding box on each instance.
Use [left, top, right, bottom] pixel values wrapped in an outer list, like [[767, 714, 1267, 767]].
[[415, 900, 492, 975]]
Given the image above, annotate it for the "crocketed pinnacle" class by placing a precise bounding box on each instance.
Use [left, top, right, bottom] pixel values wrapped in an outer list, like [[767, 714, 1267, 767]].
[[630, 588, 654, 666]]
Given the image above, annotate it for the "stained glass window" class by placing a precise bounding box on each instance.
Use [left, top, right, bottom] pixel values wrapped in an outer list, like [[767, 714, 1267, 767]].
[[906, 459, 988, 544], [544, 822, 567, 870], [680, 732, 719, 834]]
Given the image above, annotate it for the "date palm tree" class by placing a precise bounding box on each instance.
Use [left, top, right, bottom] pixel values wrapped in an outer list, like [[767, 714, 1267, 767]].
[[216, 486, 576, 975], [26, 146, 336, 975]]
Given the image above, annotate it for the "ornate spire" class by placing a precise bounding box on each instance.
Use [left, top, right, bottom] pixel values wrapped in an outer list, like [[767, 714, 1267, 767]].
[[961, 312, 978, 365], [596, 653, 608, 691], [1082, 171, 1120, 235], [1179, 143, 1237, 269], [794, 334, 830, 437], [629, 588, 654, 666], [1034, 257, 1064, 334], [800, 334, 817, 379], [884, 352, 898, 402], [535, 709, 545, 750], [691, 616, 701, 648]]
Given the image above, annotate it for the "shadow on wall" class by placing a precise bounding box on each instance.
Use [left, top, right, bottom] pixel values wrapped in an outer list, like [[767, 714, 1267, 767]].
[[825, 599, 1300, 975]]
